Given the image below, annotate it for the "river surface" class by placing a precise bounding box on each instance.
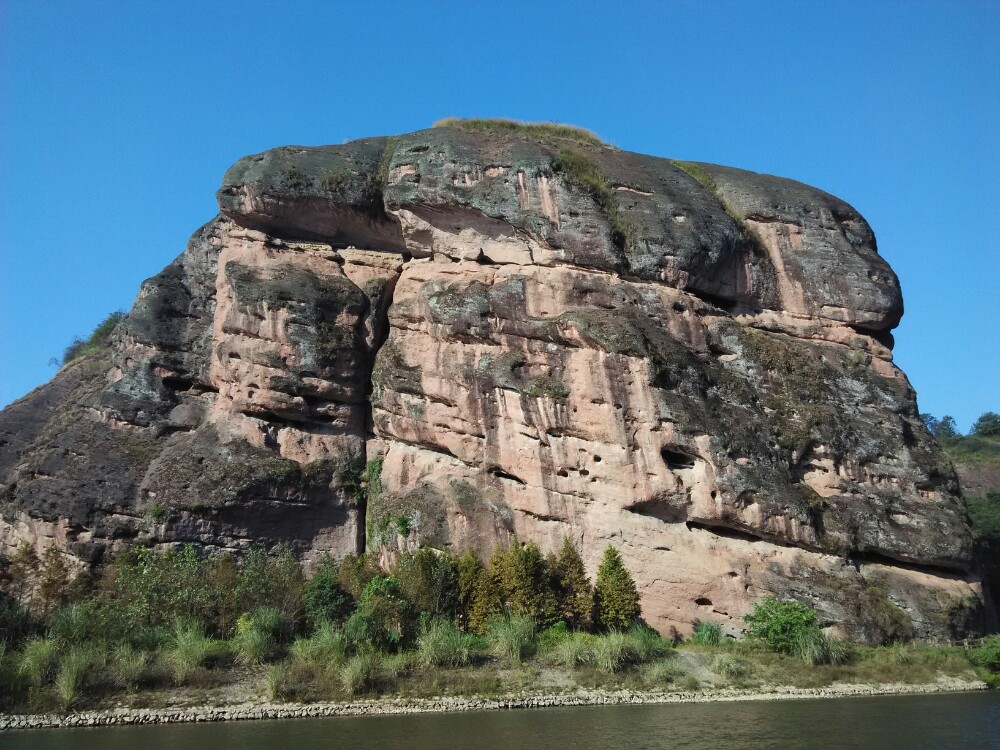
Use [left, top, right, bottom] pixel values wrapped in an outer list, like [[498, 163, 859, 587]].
[[6, 692, 999, 750]]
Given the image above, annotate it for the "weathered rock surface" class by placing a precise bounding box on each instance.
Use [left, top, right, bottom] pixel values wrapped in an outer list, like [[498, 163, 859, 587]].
[[0, 125, 984, 640]]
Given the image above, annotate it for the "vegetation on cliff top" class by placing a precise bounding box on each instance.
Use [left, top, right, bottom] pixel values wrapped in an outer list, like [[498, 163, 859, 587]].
[[432, 118, 605, 147], [60, 310, 125, 365]]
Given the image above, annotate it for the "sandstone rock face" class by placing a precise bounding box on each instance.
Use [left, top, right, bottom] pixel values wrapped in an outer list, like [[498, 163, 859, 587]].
[[0, 126, 984, 641]]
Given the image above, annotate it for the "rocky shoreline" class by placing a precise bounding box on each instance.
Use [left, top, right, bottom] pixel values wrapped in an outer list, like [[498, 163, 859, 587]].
[[1, 680, 988, 732]]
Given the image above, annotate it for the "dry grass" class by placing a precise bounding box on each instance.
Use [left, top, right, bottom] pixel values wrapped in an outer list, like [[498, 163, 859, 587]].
[[432, 118, 605, 147]]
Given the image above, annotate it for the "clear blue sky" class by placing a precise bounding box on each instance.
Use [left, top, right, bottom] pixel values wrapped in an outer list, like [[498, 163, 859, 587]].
[[1, 1, 997, 430]]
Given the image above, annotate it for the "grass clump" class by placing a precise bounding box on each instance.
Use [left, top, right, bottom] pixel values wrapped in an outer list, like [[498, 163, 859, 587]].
[[417, 619, 479, 668], [111, 644, 148, 690], [486, 614, 537, 664], [20, 637, 58, 685], [234, 607, 286, 665], [62, 310, 125, 364], [432, 118, 605, 147], [289, 620, 348, 667], [691, 621, 723, 646], [167, 619, 216, 685], [551, 148, 634, 257], [54, 646, 93, 711], [548, 632, 594, 668], [340, 652, 385, 695]]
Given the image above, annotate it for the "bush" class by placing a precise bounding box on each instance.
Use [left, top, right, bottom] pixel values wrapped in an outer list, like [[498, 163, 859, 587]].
[[344, 577, 412, 652], [743, 597, 820, 655], [303, 558, 353, 627], [417, 619, 479, 668], [593, 546, 641, 631], [691, 621, 723, 646], [0, 594, 36, 645], [234, 617, 275, 665], [626, 625, 670, 662], [972, 635, 1000, 672], [643, 658, 684, 686], [20, 637, 59, 685], [486, 614, 537, 664]]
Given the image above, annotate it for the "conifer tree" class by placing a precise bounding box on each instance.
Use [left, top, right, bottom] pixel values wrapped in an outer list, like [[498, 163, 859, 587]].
[[552, 538, 594, 630], [593, 545, 640, 631], [492, 542, 558, 627], [37, 544, 71, 613]]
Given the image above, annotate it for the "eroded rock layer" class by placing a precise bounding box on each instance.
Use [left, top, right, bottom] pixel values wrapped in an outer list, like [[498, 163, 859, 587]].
[[0, 127, 982, 640]]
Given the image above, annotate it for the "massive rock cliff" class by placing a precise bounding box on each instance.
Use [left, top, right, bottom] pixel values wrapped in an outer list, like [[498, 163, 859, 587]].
[[0, 124, 984, 642]]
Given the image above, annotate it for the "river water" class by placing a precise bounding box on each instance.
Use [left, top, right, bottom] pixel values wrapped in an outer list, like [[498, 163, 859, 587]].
[[5, 692, 999, 749]]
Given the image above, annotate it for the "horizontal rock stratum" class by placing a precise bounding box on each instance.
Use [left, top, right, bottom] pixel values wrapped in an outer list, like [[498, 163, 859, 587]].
[[0, 123, 985, 642]]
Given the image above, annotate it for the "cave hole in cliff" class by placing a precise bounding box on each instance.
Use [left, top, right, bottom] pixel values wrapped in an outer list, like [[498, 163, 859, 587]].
[[695, 597, 713, 606], [661, 447, 697, 470]]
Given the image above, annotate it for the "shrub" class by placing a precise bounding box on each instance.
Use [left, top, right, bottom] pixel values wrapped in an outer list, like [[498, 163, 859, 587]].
[[303, 557, 353, 627], [593, 546, 640, 631], [486, 614, 537, 664], [626, 625, 670, 662], [691, 621, 723, 646], [743, 597, 819, 655], [0, 594, 36, 645], [972, 635, 1000, 672], [265, 663, 290, 701], [417, 619, 479, 668], [643, 658, 684, 686], [344, 577, 412, 652]]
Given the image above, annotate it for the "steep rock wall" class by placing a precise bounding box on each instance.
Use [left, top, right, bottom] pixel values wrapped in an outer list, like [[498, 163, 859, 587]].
[[0, 127, 982, 641]]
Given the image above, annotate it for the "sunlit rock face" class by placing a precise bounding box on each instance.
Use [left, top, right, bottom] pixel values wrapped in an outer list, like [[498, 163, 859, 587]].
[[0, 126, 983, 641]]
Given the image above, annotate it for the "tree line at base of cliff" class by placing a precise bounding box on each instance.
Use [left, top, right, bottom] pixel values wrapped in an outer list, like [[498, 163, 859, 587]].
[[2, 540, 1000, 713]]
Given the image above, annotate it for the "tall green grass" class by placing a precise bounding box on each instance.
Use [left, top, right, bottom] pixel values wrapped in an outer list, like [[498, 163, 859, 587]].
[[486, 615, 537, 664], [417, 619, 480, 668]]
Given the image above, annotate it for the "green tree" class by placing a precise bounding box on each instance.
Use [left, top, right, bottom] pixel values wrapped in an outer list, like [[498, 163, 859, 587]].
[[344, 576, 412, 651], [456, 550, 483, 624], [936, 415, 960, 438], [303, 556, 353, 627], [592, 545, 640, 631], [491, 542, 558, 627], [7, 543, 39, 607], [550, 538, 594, 630], [972, 411, 1000, 437], [36, 545, 72, 614], [393, 548, 459, 619]]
